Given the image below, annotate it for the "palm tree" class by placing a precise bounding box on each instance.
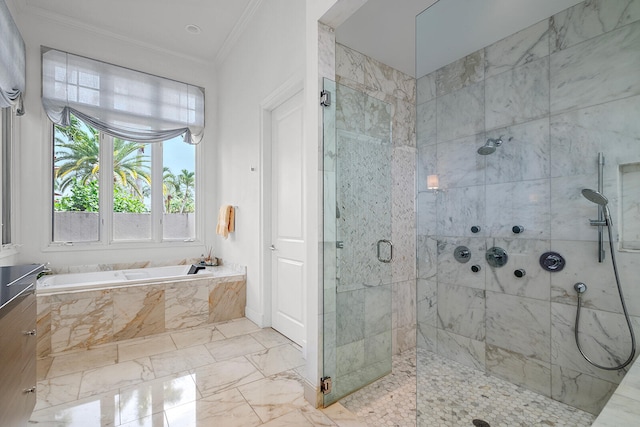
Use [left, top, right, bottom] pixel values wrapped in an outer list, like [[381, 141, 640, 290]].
[[162, 167, 180, 213], [54, 114, 151, 197], [177, 169, 195, 213]]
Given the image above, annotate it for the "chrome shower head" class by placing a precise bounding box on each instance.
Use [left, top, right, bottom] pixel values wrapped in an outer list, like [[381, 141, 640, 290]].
[[477, 137, 503, 155], [581, 188, 608, 206]]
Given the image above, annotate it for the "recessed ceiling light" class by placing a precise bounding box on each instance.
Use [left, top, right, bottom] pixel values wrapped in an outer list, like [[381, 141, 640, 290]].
[[185, 24, 201, 35]]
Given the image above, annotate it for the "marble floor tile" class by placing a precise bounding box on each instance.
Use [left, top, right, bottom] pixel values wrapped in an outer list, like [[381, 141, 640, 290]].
[[48, 345, 118, 379], [34, 371, 83, 410], [149, 345, 215, 378], [204, 334, 265, 360], [216, 317, 261, 338], [118, 373, 200, 424], [30, 392, 119, 426], [119, 412, 167, 427], [321, 403, 368, 427], [79, 357, 154, 399], [118, 334, 176, 362], [169, 325, 225, 349], [247, 344, 306, 377], [260, 409, 321, 427], [164, 388, 262, 427], [251, 328, 292, 348], [191, 356, 264, 397], [238, 370, 307, 423]]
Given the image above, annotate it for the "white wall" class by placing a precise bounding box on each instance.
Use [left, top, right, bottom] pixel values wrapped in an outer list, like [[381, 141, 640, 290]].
[[9, 9, 217, 269]]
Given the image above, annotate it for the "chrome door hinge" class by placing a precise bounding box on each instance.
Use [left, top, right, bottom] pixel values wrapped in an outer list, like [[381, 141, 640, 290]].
[[320, 90, 331, 107], [320, 376, 332, 394]]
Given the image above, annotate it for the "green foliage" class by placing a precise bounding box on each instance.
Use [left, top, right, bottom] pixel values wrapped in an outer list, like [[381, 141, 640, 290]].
[[55, 179, 148, 213]]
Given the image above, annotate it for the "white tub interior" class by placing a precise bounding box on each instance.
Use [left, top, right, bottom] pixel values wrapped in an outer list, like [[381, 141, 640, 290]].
[[37, 265, 215, 294]]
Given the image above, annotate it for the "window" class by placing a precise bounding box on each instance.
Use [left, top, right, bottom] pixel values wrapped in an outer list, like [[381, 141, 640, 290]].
[[52, 113, 196, 244], [1, 107, 12, 246]]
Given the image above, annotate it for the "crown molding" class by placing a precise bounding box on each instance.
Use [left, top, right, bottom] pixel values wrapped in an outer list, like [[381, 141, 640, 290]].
[[215, 0, 263, 66]]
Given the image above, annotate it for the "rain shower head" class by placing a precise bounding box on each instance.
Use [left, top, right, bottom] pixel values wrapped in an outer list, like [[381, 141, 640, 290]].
[[477, 137, 503, 155], [582, 188, 608, 206]]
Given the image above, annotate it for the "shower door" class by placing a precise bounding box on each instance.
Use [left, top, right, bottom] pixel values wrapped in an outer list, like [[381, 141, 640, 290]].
[[322, 78, 393, 406]]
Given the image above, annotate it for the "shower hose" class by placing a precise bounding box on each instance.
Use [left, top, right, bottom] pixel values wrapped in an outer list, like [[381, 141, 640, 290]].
[[574, 220, 636, 370]]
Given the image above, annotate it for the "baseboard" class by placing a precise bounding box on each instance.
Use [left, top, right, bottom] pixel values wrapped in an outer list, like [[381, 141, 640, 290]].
[[303, 377, 323, 408], [244, 306, 264, 327]]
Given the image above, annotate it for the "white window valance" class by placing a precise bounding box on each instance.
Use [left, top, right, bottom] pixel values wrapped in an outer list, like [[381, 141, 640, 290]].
[[0, 0, 26, 115], [42, 48, 204, 144]]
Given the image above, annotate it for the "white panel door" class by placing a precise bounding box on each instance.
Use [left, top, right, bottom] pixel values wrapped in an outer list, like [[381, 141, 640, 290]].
[[271, 89, 305, 346]]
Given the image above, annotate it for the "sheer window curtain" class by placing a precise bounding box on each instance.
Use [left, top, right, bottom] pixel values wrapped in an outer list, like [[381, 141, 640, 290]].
[[42, 48, 205, 144], [0, 0, 26, 115]]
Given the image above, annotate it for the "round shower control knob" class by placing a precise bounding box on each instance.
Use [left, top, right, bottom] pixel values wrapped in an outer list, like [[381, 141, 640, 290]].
[[512, 225, 524, 234], [471, 265, 481, 273], [574, 282, 587, 293], [514, 269, 526, 278], [470, 225, 481, 233]]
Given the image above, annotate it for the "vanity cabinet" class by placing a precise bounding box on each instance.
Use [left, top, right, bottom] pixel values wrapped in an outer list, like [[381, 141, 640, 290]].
[[0, 264, 43, 427]]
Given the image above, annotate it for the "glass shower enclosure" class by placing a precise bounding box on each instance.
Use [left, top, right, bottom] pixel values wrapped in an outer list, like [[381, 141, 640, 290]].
[[322, 78, 393, 406]]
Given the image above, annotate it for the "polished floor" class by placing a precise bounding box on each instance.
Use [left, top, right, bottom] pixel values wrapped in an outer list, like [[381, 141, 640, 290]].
[[31, 318, 596, 426], [32, 318, 341, 426]]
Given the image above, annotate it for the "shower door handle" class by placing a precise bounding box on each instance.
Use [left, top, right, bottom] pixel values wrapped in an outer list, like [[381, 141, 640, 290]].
[[377, 239, 393, 263]]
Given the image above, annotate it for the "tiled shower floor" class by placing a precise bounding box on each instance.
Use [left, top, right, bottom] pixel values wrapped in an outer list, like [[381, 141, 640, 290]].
[[341, 349, 596, 427]]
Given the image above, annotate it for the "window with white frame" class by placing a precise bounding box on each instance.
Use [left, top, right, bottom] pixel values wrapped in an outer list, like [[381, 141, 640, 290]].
[[52, 114, 196, 243], [43, 48, 204, 245]]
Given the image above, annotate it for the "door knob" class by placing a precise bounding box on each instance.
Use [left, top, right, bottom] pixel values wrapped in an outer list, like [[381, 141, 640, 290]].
[[269, 245, 276, 251]]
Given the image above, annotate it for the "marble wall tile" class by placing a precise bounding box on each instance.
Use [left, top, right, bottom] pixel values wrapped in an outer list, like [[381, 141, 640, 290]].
[[416, 235, 437, 281], [485, 19, 550, 79], [364, 331, 392, 365], [485, 238, 551, 300], [436, 49, 484, 96], [37, 296, 52, 359], [336, 340, 365, 376], [393, 98, 416, 147], [550, 0, 640, 53], [486, 292, 550, 362], [485, 179, 550, 238], [319, 23, 335, 81], [551, 302, 630, 383], [551, 364, 618, 414], [437, 282, 485, 341], [436, 185, 485, 237], [486, 344, 552, 397], [436, 81, 484, 143], [485, 57, 550, 131], [417, 322, 437, 352], [336, 85, 365, 134], [549, 174, 618, 241], [112, 286, 165, 341], [550, 94, 640, 179], [621, 162, 640, 249], [336, 288, 364, 346], [393, 280, 415, 329], [417, 192, 437, 237], [436, 329, 485, 371], [417, 279, 437, 328], [550, 21, 640, 114], [394, 324, 417, 354], [436, 237, 487, 289], [392, 146, 416, 283], [336, 43, 364, 85], [166, 282, 210, 330], [436, 133, 486, 189], [416, 100, 436, 147], [364, 284, 392, 337], [363, 54, 416, 104], [485, 118, 550, 184], [416, 143, 436, 193], [50, 290, 113, 353], [364, 95, 392, 141], [417, 71, 436, 105], [209, 280, 246, 323], [550, 240, 640, 316]]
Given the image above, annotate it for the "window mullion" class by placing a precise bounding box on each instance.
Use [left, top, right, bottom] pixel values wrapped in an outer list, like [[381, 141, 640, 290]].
[[100, 133, 114, 244], [151, 143, 163, 242]]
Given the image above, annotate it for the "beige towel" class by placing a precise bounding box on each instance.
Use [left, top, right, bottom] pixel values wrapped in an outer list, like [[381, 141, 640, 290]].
[[216, 205, 235, 238]]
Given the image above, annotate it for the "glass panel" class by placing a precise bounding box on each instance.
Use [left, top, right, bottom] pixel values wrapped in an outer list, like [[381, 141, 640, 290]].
[[323, 78, 393, 406], [162, 136, 196, 240], [113, 140, 151, 240], [53, 114, 100, 242]]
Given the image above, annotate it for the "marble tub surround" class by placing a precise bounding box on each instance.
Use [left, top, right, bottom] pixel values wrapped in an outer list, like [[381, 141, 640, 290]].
[[37, 269, 246, 356], [416, 0, 640, 415], [46, 257, 239, 275], [31, 319, 347, 427]]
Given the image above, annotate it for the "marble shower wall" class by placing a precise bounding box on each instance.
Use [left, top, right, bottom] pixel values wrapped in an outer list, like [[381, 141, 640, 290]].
[[335, 43, 417, 356], [416, 0, 640, 415]]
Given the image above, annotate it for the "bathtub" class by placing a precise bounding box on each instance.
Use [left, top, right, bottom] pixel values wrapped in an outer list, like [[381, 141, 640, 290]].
[[37, 264, 214, 294]]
